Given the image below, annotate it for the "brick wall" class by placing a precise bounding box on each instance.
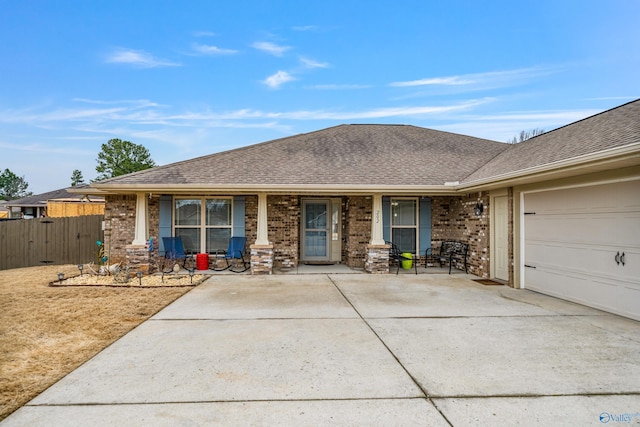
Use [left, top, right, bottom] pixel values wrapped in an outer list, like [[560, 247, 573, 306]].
[[103, 194, 160, 268], [147, 196, 160, 269], [431, 192, 490, 277], [244, 195, 258, 250], [267, 195, 299, 270], [344, 196, 372, 268], [103, 194, 136, 265]]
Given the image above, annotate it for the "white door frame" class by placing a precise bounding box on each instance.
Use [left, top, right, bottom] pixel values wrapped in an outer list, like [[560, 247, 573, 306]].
[[301, 198, 342, 262], [490, 190, 509, 282], [492, 194, 509, 281]]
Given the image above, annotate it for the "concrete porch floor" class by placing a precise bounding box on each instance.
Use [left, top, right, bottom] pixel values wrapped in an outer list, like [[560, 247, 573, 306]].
[[189, 262, 460, 275]]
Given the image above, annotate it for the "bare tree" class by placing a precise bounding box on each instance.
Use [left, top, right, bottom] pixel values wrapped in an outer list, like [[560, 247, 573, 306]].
[[507, 128, 545, 144]]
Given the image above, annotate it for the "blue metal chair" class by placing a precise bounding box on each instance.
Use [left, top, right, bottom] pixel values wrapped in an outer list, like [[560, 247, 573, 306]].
[[212, 236, 249, 273], [161, 236, 193, 272]]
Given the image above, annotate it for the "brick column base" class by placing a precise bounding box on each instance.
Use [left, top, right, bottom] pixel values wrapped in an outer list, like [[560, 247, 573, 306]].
[[365, 244, 390, 274], [250, 244, 273, 275], [126, 245, 151, 274]]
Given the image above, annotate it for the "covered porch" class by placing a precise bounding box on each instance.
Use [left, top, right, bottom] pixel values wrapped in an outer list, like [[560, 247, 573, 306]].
[[108, 189, 499, 280]]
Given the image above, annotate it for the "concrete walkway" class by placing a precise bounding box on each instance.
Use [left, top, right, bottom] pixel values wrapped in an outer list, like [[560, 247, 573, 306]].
[[3, 274, 639, 426]]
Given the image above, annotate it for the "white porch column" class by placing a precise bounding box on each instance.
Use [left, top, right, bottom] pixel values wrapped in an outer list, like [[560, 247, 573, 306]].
[[370, 194, 385, 245], [132, 192, 148, 246], [255, 193, 269, 245]]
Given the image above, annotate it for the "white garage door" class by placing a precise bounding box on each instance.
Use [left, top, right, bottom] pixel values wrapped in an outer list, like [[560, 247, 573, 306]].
[[523, 179, 640, 321]]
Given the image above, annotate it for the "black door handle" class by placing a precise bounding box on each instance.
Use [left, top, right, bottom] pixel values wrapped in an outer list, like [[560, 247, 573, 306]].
[[615, 251, 620, 265], [621, 252, 625, 266]]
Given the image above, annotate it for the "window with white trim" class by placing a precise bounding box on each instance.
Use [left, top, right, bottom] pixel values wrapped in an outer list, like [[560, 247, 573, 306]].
[[391, 198, 418, 253], [174, 198, 232, 253]]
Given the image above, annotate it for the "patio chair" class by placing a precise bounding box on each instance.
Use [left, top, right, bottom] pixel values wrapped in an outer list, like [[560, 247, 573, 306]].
[[161, 236, 193, 272], [426, 240, 469, 274], [212, 236, 250, 273], [386, 241, 418, 275]]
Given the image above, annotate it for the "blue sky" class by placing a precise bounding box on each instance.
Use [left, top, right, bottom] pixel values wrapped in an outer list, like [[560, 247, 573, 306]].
[[1, 0, 639, 194]]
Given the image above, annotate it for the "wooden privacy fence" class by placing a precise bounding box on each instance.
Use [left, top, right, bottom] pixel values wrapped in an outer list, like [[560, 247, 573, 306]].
[[0, 215, 104, 270]]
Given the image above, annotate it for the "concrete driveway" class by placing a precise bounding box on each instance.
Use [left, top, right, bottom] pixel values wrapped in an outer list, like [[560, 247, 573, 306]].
[[3, 274, 639, 426]]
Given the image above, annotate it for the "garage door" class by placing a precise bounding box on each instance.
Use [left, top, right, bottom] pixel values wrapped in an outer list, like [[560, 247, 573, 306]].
[[523, 180, 640, 320]]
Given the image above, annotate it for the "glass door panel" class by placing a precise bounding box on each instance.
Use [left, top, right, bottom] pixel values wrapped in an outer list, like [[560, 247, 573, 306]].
[[302, 200, 330, 260]]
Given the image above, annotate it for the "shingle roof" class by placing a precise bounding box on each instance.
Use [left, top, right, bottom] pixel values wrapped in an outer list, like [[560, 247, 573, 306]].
[[6, 188, 104, 206], [97, 125, 508, 187], [463, 99, 640, 183], [93, 100, 640, 192]]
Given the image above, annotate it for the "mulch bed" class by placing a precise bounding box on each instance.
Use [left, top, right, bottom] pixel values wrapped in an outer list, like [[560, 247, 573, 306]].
[[50, 273, 207, 288]]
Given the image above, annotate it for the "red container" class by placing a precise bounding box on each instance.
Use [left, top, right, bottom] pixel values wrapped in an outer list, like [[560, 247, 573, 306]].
[[196, 253, 209, 270]]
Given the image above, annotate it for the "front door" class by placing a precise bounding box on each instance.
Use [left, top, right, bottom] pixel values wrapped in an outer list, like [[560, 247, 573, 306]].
[[302, 200, 330, 261]]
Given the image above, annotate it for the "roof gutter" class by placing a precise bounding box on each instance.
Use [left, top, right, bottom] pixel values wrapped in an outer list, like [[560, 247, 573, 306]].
[[89, 183, 461, 196]]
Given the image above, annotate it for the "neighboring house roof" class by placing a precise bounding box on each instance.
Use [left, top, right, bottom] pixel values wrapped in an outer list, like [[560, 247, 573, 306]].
[[6, 188, 104, 207], [92, 99, 640, 194]]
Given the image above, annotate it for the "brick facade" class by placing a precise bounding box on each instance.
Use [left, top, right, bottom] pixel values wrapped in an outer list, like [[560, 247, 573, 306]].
[[430, 192, 490, 278], [267, 195, 299, 270], [104, 192, 497, 276], [103, 194, 137, 265], [244, 195, 258, 248], [344, 196, 372, 268], [104, 194, 160, 271]]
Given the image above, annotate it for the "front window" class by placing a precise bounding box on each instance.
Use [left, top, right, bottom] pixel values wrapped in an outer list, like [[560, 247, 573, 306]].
[[391, 198, 417, 253], [174, 198, 232, 253]]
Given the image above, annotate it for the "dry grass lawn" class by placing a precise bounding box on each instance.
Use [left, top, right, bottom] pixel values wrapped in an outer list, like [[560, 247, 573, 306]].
[[0, 265, 194, 421]]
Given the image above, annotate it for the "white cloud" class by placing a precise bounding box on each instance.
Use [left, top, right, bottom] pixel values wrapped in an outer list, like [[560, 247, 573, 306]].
[[163, 98, 492, 121], [582, 96, 639, 101], [299, 56, 329, 69], [0, 141, 93, 155], [1, 98, 493, 126], [192, 43, 238, 55], [390, 66, 558, 89], [263, 71, 295, 89], [252, 41, 291, 57], [0, 106, 126, 123], [272, 99, 490, 120], [390, 76, 474, 87], [105, 48, 181, 68], [9, 97, 599, 139], [72, 98, 163, 108], [436, 109, 600, 142]]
